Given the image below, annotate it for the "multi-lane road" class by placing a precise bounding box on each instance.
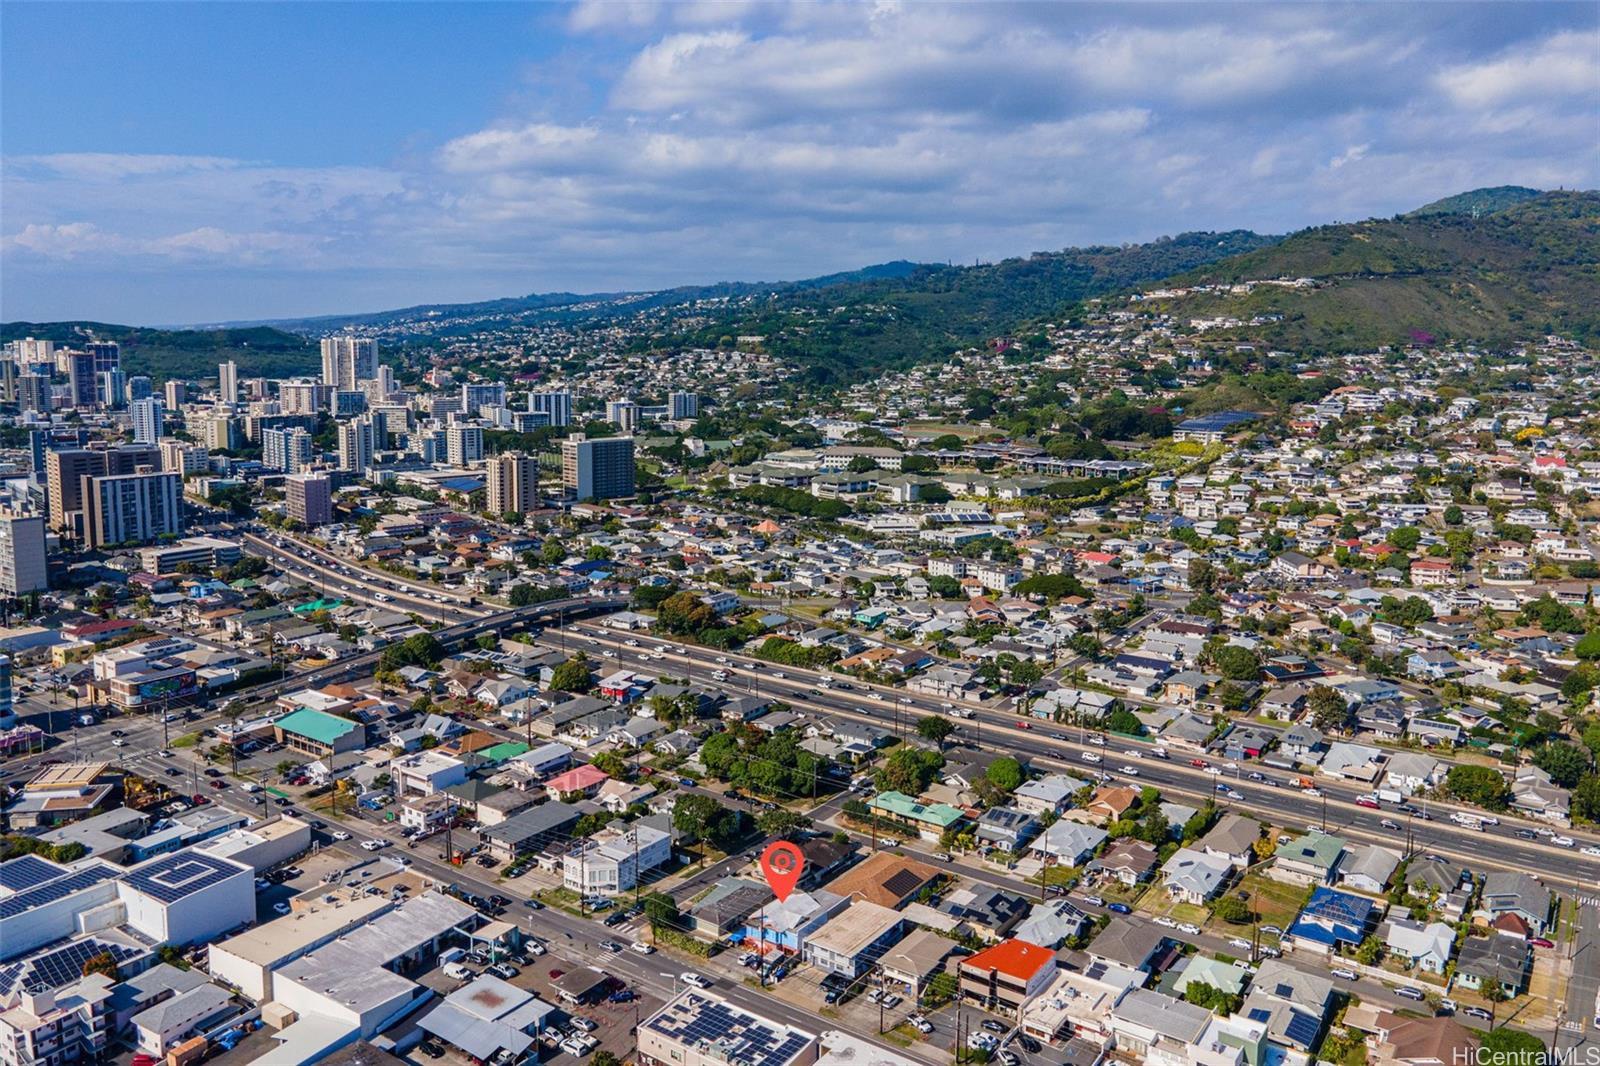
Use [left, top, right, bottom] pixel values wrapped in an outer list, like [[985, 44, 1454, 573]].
[[556, 620, 1600, 890]]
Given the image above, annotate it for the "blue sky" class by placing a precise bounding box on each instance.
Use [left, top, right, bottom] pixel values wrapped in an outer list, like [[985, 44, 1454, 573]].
[[3, 1, 1596, 325]]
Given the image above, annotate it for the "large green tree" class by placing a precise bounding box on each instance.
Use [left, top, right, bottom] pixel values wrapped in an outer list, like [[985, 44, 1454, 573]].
[[1444, 765, 1511, 810]]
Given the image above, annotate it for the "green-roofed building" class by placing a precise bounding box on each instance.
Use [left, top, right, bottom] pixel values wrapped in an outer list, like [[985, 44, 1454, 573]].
[[1165, 953, 1249, 999], [1273, 828, 1347, 886], [869, 791, 967, 841], [272, 707, 365, 758], [479, 741, 530, 764]]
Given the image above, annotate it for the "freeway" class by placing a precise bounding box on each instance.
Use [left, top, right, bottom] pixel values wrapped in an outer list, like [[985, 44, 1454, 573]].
[[0, 596, 625, 787], [238, 530, 479, 624], [559, 620, 1600, 890]]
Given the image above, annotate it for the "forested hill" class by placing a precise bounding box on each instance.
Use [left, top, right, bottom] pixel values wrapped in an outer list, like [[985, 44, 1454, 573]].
[[0, 321, 317, 382], [640, 230, 1278, 385], [1138, 190, 1600, 352]]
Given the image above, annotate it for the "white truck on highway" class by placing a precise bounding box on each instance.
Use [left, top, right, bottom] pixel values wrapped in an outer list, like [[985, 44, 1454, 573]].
[[1450, 811, 1489, 830]]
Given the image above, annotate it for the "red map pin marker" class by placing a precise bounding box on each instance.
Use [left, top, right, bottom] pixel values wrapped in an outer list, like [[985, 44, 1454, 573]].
[[760, 841, 805, 903]]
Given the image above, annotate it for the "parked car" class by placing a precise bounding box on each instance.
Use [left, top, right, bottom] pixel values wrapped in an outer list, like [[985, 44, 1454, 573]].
[[1108, 902, 1132, 914]]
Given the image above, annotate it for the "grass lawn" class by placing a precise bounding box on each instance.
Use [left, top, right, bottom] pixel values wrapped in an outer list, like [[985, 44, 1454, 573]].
[[1236, 872, 1312, 931]]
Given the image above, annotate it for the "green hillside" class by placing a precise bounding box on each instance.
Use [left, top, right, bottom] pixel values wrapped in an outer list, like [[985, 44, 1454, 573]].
[[1145, 190, 1599, 352], [1407, 186, 1543, 217], [645, 230, 1277, 384], [0, 322, 317, 382]]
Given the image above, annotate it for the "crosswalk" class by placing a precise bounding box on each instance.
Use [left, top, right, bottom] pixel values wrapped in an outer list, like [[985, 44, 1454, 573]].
[[1578, 895, 1600, 909]]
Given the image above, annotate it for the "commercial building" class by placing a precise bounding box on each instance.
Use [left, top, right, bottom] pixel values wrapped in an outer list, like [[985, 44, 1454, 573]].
[[959, 939, 1058, 1018], [46, 443, 161, 539], [279, 378, 334, 415], [272, 707, 365, 759], [130, 397, 164, 444], [561, 434, 635, 501], [338, 417, 376, 473], [217, 360, 238, 403], [485, 451, 538, 516], [264, 426, 314, 473], [801, 901, 907, 979], [605, 399, 639, 432], [285, 473, 334, 527], [67, 350, 98, 409], [84, 469, 183, 548], [160, 438, 209, 475], [320, 336, 378, 390], [670, 391, 699, 420], [208, 894, 395, 1002], [0, 511, 48, 596], [0, 976, 116, 1066], [529, 389, 572, 427], [445, 423, 483, 466], [561, 824, 672, 897], [137, 535, 241, 573], [638, 990, 817, 1066], [271, 891, 476, 1039], [417, 975, 555, 1064], [163, 379, 187, 408]]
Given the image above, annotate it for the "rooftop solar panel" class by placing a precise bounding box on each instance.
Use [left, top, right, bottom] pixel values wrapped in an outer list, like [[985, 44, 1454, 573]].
[[0, 855, 65, 893], [1247, 1008, 1271, 1023], [0, 866, 118, 920], [123, 852, 240, 903], [1284, 1012, 1322, 1045]]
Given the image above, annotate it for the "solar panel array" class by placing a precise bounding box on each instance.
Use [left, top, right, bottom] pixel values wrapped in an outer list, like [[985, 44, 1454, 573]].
[[0, 855, 65, 892], [1284, 1011, 1322, 1046], [882, 868, 924, 899], [124, 853, 239, 903], [647, 993, 811, 1066], [0, 939, 146, 997], [0, 866, 118, 920]]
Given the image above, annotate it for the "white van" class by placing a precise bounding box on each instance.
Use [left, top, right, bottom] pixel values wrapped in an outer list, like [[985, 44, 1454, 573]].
[[443, 963, 473, 981]]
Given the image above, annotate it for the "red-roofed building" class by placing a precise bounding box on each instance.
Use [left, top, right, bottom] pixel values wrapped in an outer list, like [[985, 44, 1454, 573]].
[[544, 764, 609, 801], [63, 618, 140, 644], [959, 939, 1058, 1018]]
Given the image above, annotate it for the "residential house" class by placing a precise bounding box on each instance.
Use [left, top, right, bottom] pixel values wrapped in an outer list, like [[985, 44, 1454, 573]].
[[1383, 919, 1455, 976], [1160, 848, 1233, 905], [1455, 934, 1531, 996]]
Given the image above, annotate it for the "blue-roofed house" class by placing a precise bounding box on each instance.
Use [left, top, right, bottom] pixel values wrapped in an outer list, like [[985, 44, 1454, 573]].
[[1286, 888, 1376, 955]]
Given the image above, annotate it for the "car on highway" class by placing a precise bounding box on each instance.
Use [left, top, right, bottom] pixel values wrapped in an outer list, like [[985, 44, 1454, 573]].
[[1380, 819, 1401, 831], [330, 830, 351, 841], [1014, 720, 1030, 730], [158, 749, 175, 758], [359, 839, 388, 851], [1582, 845, 1600, 857], [1118, 765, 1140, 776], [630, 941, 655, 954], [680, 973, 711, 989], [1080, 752, 1102, 764], [164, 767, 181, 776], [1551, 835, 1575, 847]]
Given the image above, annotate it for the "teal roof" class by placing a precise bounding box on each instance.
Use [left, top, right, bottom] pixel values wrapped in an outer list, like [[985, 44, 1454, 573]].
[[276, 707, 357, 745], [870, 790, 965, 828]]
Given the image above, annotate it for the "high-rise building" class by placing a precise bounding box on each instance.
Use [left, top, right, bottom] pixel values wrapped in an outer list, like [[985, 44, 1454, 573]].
[[561, 434, 635, 501], [605, 399, 639, 433], [461, 383, 507, 416], [67, 351, 97, 409], [529, 390, 572, 427], [164, 380, 188, 409], [6, 337, 55, 365], [218, 361, 239, 403], [159, 439, 209, 475], [98, 369, 126, 409], [130, 397, 165, 444], [126, 375, 153, 402], [285, 473, 333, 526], [0, 512, 49, 597], [337, 417, 376, 473], [0, 655, 13, 729], [0, 359, 15, 405], [279, 378, 332, 415], [88, 341, 120, 375], [670, 391, 700, 420], [46, 444, 162, 538], [201, 412, 242, 452], [17, 374, 51, 414], [84, 469, 183, 548], [263, 426, 314, 473], [445, 424, 484, 466], [485, 451, 538, 516], [320, 336, 378, 390]]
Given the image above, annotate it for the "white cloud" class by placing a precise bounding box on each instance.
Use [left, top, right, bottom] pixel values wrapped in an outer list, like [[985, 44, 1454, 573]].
[[1436, 29, 1600, 108], [3, 4, 1597, 322]]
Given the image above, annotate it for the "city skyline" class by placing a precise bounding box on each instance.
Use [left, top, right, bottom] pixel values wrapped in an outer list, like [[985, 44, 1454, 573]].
[[2, 1, 1596, 324]]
